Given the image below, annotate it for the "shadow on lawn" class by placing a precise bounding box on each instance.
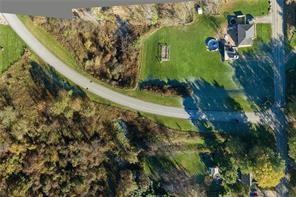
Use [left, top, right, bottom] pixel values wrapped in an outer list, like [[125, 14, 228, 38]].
[[182, 38, 287, 133], [233, 37, 287, 111], [182, 79, 251, 134], [232, 50, 274, 110]]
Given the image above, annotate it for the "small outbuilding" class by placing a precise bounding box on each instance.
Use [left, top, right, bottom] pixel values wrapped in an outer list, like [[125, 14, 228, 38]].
[[196, 5, 203, 15], [209, 167, 220, 180]]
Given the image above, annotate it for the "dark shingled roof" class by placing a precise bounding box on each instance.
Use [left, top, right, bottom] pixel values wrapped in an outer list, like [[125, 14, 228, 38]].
[[237, 24, 255, 47]]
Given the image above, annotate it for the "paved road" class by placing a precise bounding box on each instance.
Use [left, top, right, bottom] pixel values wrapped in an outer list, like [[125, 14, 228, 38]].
[[270, 0, 289, 196], [2, 13, 262, 123], [271, 0, 287, 159], [272, 0, 285, 108]]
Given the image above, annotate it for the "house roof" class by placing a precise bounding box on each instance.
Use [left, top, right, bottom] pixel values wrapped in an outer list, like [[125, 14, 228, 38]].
[[237, 24, 255, 47]]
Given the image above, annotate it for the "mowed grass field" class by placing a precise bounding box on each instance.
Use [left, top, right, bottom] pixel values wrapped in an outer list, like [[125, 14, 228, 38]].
[[0, 25, 25, 73], [140, 16, 236, 89], [221, 0, 270, 17], [144, 151, 206, 179]]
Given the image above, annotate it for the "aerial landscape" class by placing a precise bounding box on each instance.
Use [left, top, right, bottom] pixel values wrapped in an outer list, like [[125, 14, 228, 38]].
[[0, 0, 295, 196]]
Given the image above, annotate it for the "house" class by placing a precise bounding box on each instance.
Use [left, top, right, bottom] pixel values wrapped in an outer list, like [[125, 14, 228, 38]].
[[160, 43, 170, 62], [237, 24, 256, 47], [227, 14, 256, 48], [209, 167, 220, 180]]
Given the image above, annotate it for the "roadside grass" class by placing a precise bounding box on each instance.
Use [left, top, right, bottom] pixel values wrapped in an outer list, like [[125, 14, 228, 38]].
[[0, 25, 25, 73], [19, 16, 80, 70], [171, 151, 206, 176], [18, 15, 182, 107], [140, 16, 236, 89], [220, 0, 270, 17], [141, 113, 198, 132]]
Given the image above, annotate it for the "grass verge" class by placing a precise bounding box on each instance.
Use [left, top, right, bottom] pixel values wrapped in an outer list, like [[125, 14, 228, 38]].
[[220, 0, 270, 17], [0, 25, 25, 73]]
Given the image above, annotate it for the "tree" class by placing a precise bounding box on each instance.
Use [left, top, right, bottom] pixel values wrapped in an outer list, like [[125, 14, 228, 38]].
[[252, 149, 285, 188]]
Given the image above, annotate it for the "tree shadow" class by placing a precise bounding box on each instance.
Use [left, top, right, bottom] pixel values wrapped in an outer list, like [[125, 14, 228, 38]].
[[232, 53, 274, 109], [29, 61, 86, 98], [183, 79, 244, 112], [182, 79, 251, 134]]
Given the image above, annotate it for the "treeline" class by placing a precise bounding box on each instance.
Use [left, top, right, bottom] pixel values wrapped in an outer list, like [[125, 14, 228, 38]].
[[0, 56, 170, 196]]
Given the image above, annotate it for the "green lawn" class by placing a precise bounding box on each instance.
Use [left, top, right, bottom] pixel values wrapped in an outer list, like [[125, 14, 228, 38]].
[[141, 16, 236, 89], [221, 0, 270, 17], [0, 25, 25, 73], [256, 24, 272, 44], [171, 151, 206, 176], [144, 151, 206, 180], [142, 112, 198, 132]]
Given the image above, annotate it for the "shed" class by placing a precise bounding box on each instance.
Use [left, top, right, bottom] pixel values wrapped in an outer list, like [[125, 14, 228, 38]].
[[209, 167, 220, 179], [197, 7, 203, 15]]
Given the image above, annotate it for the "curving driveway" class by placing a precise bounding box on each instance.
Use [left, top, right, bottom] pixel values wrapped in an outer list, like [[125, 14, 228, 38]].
[[2, 13, 261, 123]]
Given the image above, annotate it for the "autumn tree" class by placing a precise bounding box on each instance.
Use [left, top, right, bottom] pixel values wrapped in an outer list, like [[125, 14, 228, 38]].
[[251, 148, 285, 188]]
